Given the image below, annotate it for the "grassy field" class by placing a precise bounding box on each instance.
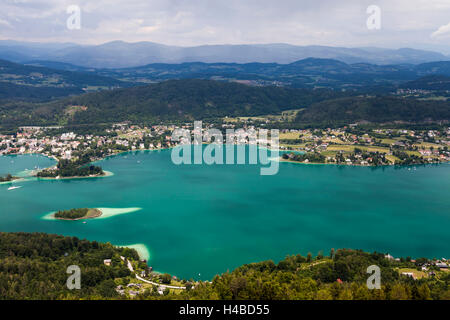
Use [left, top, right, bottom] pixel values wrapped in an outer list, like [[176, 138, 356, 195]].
[[418, 96, 448, 101], [280, 143, 308, 149], [223, 108, 304, 124], [405, 150, 422, 157], [326, 145, 390, 154], [280, 132, 301, 140], [415, 142, 442, 149], [385, 155, 400, 163], [381, 138, 397, 144], [397, 268, 428, 279], [281, 108, 305, 121], [325, 138, 345, 144], [321, 150, 339, 157]]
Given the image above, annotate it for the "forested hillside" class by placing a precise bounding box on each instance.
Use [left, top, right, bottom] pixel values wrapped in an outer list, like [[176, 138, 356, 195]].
[[0, 80, 449, 130], [96, 59, 450, 90], [0, 82, 81, 100], [0, 59, 126, 101], [296, 96, 450, 125], [0, 232, 137, 299], [0, 80, 345, 127], [0, 233, 448, 300], [63, 79, 344, 122], [401, 75, 450, 91], [176, 249, 449, 300]]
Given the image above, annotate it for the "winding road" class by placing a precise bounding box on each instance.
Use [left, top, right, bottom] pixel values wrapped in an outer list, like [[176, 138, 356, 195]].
[[125, 258, 186, 290]]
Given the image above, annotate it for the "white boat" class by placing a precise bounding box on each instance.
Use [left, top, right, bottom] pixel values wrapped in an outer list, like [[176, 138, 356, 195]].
[[7, 186, 22, 191]]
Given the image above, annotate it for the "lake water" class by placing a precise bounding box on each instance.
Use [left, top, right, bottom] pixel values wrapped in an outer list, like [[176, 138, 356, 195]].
[[0, 150, 449, 280]]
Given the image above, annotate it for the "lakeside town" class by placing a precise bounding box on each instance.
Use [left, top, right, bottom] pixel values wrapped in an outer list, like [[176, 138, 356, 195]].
[[0, 123, 450, 176]]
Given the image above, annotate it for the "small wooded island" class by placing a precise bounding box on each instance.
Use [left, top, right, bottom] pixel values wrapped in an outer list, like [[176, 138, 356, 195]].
[[37, 158, 104, 179], [54, 208, 102, 220]]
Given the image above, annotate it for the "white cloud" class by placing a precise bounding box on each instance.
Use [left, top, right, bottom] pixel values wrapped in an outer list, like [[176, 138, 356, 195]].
[[0, 0, 450, 52], [431, 22, 450, 38], [0, 18, 12, 27]]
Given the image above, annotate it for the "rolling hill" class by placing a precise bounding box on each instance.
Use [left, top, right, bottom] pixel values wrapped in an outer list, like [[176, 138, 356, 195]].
[[0, 59, 127, 101], [0, 79, 448, 129], [9, 57, 450, 92], [401, 75, 450, 91], [57, 79, 345, 123], [0, 82, 81, 100], [296, 96, 450, 124], [0, 79, 346, 127], [93, 58, 450, 91]]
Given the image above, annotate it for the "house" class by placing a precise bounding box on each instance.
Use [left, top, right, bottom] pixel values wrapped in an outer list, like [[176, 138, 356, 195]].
[[129, 290, 138, 297], [436, 262, 449, 269], [103, 259, 112, 266]]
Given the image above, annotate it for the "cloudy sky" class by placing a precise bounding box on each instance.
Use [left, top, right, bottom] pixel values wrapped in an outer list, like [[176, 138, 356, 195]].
[[1, 0, 450, 52]]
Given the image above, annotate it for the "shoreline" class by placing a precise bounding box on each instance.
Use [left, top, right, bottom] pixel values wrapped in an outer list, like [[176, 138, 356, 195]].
[[36, 170, 114, 181], [2, 148, 449, 175], [0, 177, 25, 185], [280, 157, 450, 168], [116, 243, 151, 261], [41, 207, 142, 221]]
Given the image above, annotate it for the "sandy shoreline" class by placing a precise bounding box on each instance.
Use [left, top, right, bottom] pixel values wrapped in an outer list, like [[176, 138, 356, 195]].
[[116, 243, 151, 261], [41, 207, 141, 221], [0, 178, 25, 185], [36, 170, 114, 181]]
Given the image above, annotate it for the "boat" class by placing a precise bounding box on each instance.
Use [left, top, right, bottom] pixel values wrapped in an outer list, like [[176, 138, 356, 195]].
[[7, 186, 22, 191]]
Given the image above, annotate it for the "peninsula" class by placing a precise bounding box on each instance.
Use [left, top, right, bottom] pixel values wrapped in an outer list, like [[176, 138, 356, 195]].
[[0, 174, 19, 183]]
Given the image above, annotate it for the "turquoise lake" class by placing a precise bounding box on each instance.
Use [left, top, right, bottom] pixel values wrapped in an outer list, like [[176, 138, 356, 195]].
[[0, 150, 449, 280]]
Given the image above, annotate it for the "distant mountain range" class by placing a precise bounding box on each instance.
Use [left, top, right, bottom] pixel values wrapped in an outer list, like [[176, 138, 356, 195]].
[[2, 56, 450, 103], [1, 40, 449, 68], [99, 58, 450, 90]]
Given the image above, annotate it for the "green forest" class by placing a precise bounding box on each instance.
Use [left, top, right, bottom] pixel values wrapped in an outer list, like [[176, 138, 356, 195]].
[[176, 250, 449, 300], [1, 79, 449, 131], [37, 158, 103, 178], [296, 96, 450, 124], [0, 232, 137, 299], [0, 233, 448, 300], [54, 208, 89, 220]]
